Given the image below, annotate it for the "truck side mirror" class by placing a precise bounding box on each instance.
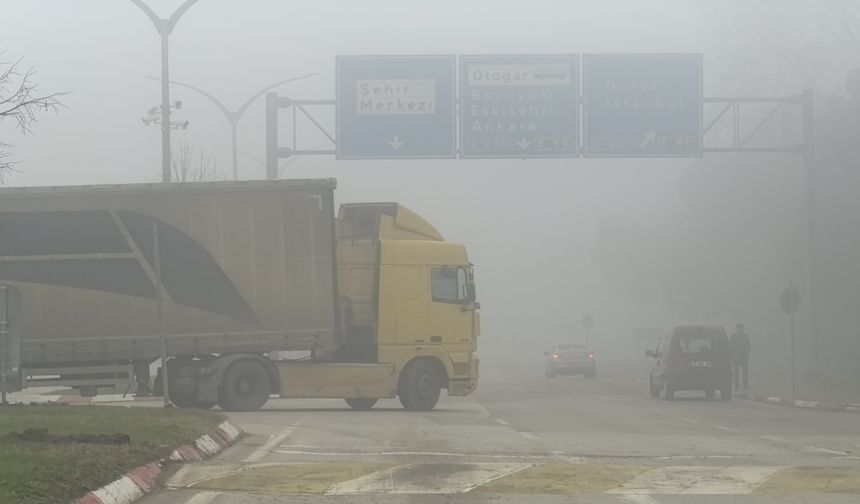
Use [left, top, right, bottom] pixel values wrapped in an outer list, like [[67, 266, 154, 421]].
[[465, 283, 477, 303]]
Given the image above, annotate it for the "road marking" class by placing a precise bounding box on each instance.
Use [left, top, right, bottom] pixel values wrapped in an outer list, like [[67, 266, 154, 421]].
[[183, 491, 221, 504], [619, 495, 662, 504], [803, 446, 850, 456], [609, 466, 783, 495], [600, 395, 611, 401], [272, 449, 559, 460], [494, 418, 510, 426], [678, 416, 698, 424], [325, 462, 534, 494], [244, 417, 305, 463], [715, 425, 741, 433], [520, 432, 539, 441]]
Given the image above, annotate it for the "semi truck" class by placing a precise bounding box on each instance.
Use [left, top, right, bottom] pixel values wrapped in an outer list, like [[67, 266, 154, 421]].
[[0, 179, 480, 411]]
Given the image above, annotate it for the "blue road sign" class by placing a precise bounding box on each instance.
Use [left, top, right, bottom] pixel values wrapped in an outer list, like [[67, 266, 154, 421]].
[[336, 55, 456, 159], [583, 54, 703, 157], [460, 55, 580, 158]]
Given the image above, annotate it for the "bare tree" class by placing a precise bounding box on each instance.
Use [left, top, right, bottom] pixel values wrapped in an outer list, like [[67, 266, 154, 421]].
[[171, 135, 220, 182], [0, 49, 65, 179]]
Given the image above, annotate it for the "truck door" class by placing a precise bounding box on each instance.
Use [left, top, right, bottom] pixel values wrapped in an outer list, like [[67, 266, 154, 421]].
[[428, 266, 477, 353]]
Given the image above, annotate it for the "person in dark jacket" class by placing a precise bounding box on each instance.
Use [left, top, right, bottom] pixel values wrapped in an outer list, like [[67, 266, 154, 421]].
[[729, 324, 751, 390]]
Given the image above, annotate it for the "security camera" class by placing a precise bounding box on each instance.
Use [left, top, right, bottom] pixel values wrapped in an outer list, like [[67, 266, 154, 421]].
[[174, 100, 183, 110]]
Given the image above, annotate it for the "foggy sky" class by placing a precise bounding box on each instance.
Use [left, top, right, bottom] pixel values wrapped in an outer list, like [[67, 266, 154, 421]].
[[2, 0, 857, 369]]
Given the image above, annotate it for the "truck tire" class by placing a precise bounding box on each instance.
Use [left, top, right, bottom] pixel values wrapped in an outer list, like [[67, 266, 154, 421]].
[[398, 360, 442, 411], [217, 360, 271, 411], [720, 385, 732, 401], [705, 388, 715, 400], [345, 398, 378, 410], [584, 369, 596, 379]]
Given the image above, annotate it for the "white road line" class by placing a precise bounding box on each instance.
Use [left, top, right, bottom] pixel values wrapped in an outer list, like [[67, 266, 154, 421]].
[[243, 417, 305, 463], [494, 418, 510, 426], [610, 466, 782, 495], [272, 449, 557, 460], [326, 462, 534, 494], [183, 491, 222, 504], [803, 446, 850, 456], [678, 416, 698, 424], [520, 432, 539, 441], [619, 495, 662, 504], [715, 425, 741, 433]]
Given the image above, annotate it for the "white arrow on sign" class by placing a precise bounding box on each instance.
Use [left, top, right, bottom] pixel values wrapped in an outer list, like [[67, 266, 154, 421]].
[[640, 131, 656, 149], [386, 136, 406, 151], [516, 138, 532, 150]]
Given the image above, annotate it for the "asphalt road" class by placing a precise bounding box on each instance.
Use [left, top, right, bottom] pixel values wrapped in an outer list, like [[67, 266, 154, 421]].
[[140, 364, 860, 504]]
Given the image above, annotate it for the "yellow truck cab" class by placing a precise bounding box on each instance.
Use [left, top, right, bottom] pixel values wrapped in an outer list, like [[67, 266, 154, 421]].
[[278, 203, 480, 411]]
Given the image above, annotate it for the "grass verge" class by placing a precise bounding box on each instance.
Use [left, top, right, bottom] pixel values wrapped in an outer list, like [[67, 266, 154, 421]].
[[0, 405, 224, 504]]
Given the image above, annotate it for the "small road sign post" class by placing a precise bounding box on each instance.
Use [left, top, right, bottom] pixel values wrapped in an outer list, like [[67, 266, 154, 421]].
[[781, 283, 801, 398], [460, 54, 580, 158], [583, 54, 703, 157], [582, 315, 595, 346], [336, 55, 456, 159]]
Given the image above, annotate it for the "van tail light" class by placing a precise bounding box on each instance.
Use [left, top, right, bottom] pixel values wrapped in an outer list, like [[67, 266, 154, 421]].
[[588, 352, 595, 359], [552, 353, 560, 360]]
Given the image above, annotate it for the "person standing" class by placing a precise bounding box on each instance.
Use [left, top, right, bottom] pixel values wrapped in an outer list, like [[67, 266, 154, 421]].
[[730, 324, 751, 390]]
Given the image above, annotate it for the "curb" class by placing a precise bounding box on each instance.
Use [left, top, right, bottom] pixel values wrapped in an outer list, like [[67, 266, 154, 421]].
[[6, 394, 160, 405], [738, 393, 860, 413], [74, 420, 242, 504], [603, 374, 860, 413]]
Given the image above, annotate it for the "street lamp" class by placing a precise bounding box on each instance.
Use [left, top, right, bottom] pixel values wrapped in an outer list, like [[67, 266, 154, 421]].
[[145, 74, 319, 180], [130, 0, 200, 183]]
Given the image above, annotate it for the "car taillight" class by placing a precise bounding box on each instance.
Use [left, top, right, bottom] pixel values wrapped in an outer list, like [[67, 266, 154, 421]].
[[588, 353, 595, 359], [552, 353, 560, 360]]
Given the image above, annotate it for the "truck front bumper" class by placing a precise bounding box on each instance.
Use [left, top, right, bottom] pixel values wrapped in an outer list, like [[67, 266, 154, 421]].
[[448, 356, 479, 396]]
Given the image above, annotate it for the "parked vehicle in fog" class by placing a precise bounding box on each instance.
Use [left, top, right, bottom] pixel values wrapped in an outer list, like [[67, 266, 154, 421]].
[[647, 326, 732, 401]]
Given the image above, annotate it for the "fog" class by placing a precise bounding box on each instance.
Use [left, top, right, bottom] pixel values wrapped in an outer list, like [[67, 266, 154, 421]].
[[2, 0, 860, 397]]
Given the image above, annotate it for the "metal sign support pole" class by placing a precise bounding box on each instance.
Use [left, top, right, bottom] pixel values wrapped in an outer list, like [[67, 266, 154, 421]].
[[790, 305, 797, 399], [0, 286, 7, 405], [153, 221, 170, 407], [801, 89, 819, 373]]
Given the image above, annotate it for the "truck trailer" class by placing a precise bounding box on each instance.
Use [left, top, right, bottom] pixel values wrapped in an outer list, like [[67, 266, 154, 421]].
[[0, 179, 480, 411]]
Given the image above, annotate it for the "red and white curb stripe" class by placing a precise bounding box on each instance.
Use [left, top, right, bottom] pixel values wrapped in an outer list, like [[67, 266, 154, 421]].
[[74, 421, 242, 504]]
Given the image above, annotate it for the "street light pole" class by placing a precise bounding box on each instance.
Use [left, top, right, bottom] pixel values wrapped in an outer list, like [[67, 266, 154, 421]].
[[131, 0, 200, 183], [146, 74, 318, 180]]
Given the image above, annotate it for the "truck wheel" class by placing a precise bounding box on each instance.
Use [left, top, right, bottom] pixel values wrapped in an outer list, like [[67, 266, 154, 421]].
[[545, 369, 557, 379], [705, 388, 715, 400], [584, 369, 596, 379], [217, 360, 271, 411], [720, 385, 732, 401], [398, 360, 442, 411], [345, 398, 378, 410]]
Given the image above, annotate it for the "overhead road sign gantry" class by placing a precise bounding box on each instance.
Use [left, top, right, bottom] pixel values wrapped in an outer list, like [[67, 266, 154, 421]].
[[583, 53, 703, 157], [460, 54, 580, 158], [336, 55, 456, 159]]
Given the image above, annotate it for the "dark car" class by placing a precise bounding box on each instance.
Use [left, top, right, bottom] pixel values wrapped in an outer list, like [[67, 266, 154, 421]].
[[545, 343, 596, 379], [646, 326, 732, 401]]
